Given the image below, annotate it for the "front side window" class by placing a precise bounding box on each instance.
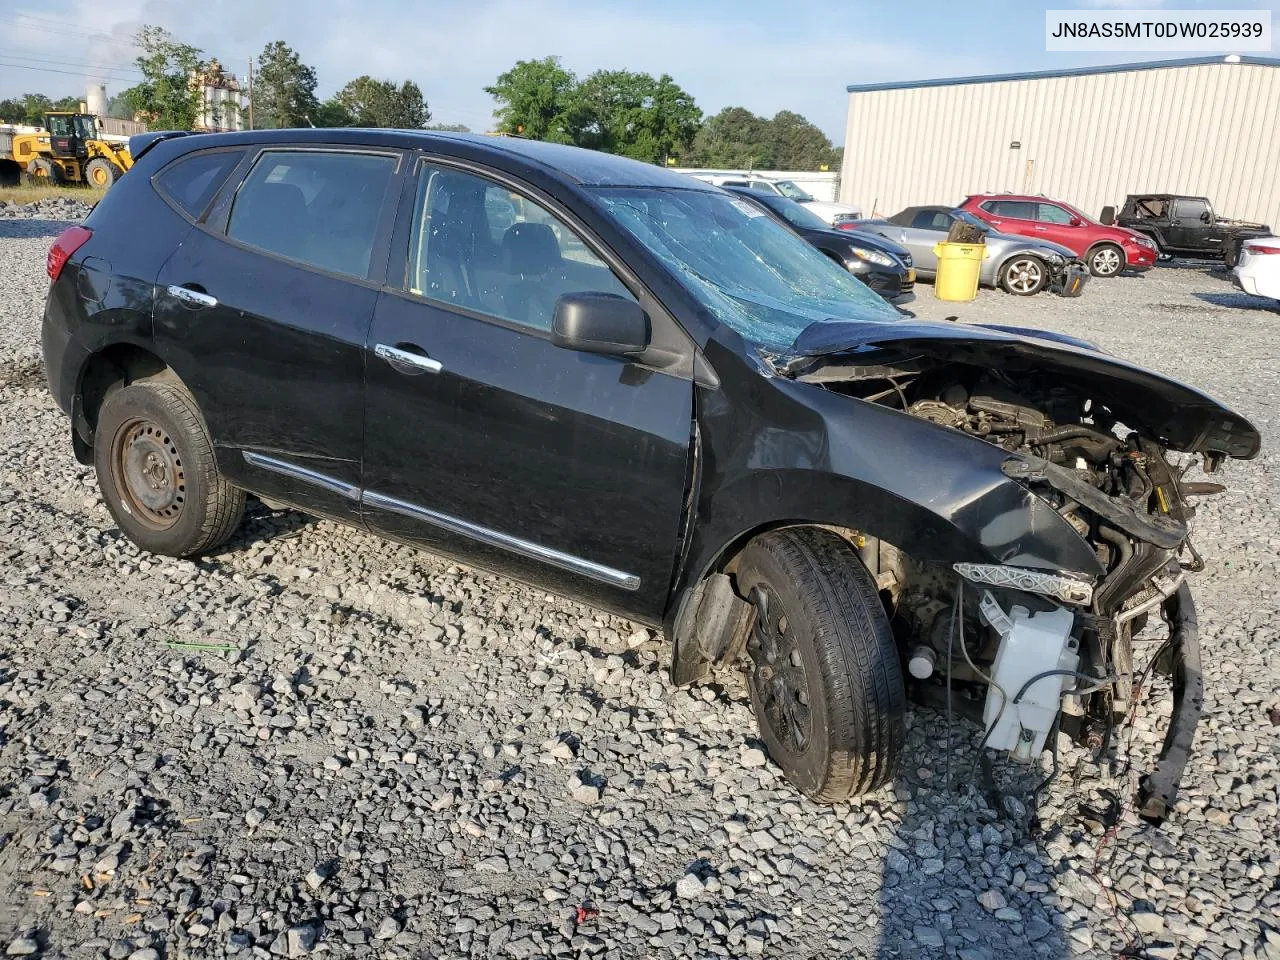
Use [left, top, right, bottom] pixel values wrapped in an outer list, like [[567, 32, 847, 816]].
[[1173, 198, 1209, 222], [595, 187, 899, 353], [773, 181, 815, 202], [1037, 203, 1075, 224], [46, 115, 73, 137], [406, 163, 634, 333], [227, 150, 397, 279]]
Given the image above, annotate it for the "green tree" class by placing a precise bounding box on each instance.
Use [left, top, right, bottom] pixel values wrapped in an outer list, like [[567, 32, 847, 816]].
[[768, 110, 839, 170], [0, 97, 25, 123], [688, 106, 776, 168], [484, 56, 576, 141], [313, 97, 354, 127], [336, 76, 430, 128], [566, 70, 700, 164], [254, 41, 320, 129], [120, 25, 206, 130]]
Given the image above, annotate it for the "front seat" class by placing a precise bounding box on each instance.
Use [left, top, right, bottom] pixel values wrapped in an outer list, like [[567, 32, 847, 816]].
[[500, 222, 563, 329]]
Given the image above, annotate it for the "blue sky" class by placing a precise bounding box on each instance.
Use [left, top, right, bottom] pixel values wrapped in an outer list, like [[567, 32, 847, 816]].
[[1, 0, 1276, 142]]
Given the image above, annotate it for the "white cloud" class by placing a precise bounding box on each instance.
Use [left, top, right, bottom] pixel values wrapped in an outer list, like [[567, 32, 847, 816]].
[[1, 0, 975, 143]]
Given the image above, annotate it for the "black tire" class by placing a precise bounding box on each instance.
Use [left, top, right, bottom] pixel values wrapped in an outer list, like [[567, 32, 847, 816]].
[[736, 527, 905, 801], [1223, 241, 1240, 269], [26, 156, 64, 185], [93, 379, 245, 557], [84, 157, 119, 188], [999, 255, 1049, 296], [1087, 243, 1125, 277]]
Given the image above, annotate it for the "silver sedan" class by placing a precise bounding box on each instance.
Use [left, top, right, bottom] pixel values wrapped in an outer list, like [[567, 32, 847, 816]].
[[846, 206, 1083, 296]]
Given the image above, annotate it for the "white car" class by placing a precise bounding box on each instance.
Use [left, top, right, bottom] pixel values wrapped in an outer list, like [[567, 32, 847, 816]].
[[690, 174, 862, 226], [1232, 236, 1280, 303]]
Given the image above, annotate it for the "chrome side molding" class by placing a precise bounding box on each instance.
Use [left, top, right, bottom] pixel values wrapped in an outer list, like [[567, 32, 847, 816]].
[[241, 451, 360, 501], [362, 489, 641, 591], [238, 451, 639, 591]]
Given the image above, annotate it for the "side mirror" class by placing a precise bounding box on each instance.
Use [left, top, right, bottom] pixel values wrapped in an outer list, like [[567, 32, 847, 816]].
[[1200, 210, 1212, 223], [552, 293, 650, 357], [1099, 205, 1116, 225], [1068, 216, 1084, 227]]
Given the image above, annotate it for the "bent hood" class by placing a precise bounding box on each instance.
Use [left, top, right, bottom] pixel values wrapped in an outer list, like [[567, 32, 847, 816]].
[[783, 318, 1261, 458]]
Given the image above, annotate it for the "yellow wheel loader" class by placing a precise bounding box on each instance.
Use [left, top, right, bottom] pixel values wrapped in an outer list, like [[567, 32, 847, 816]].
[[0, 112, 133, 188]]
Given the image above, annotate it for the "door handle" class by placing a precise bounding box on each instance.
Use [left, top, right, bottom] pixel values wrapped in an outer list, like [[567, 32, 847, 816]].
[[167, 284, 217, 308], [375, 342, 443, 375], [1033, 225, 1047, 231]]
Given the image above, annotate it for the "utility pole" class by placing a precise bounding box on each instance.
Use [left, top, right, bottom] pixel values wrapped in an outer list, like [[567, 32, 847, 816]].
[[247, 56, 254, 130]]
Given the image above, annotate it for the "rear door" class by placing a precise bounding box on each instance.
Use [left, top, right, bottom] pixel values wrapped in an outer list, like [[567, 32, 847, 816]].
[[978, 199, 1039, 240], [154, 145, 403, 521], [361, 158, 694, 621], [901, 209, 954, 272]]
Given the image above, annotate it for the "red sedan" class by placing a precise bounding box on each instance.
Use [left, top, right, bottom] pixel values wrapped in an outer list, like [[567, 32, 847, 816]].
[[960, 194, 1157, 277]]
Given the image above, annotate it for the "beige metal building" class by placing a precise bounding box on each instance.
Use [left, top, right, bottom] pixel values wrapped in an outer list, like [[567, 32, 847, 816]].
[[840, 56, 1280, 227]]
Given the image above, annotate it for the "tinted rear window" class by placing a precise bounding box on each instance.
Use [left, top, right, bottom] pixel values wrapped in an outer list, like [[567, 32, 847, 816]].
[[226, 150, 397, 279], [154, 150, 245, 219]]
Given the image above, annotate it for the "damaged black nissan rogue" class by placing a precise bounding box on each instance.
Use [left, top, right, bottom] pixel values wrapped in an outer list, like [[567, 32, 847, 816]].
[[42, 130, 1260, 820]]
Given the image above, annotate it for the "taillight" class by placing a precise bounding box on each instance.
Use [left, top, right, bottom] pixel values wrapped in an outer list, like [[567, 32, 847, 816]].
[[47, 226, 93, 282], [1246, 244, 1280, 255]]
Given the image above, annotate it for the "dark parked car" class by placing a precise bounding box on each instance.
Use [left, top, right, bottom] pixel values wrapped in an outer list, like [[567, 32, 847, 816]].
[[723, 186, 914, 303], [1109, 194, 1272, 266], [42, 129, 1260, 816]]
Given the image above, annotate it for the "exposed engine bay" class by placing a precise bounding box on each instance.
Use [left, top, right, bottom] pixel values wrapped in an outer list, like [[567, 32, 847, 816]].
[[795, 354, 1227, 822]]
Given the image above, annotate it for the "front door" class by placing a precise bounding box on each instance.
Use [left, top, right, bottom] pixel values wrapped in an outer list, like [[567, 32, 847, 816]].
[[361, 160, 693, 622], [1034, 201, 1085, 251], [155, 145, 403, 521], [1168, 197, 1220, 253]]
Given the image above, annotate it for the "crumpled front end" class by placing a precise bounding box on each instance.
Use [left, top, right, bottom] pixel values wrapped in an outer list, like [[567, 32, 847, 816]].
[[783, 320, 1258, 822]]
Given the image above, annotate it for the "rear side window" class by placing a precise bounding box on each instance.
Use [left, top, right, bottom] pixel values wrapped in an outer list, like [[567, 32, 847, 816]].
[[983, 200, 1037, 219], [154, 150, 245, 219], [911, 210, 952, 230], [227, 150, 397, 279]]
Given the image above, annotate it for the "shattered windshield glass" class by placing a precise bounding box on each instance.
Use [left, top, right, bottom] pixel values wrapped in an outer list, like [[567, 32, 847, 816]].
[[595, 187, 900, 352]]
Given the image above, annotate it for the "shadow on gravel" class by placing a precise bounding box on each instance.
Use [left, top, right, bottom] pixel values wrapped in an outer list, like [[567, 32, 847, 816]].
[[874, 707, 1071, 960], [0, 357, 45, 389], [0, 217, 79, 239], [1193, 291, 1280, 313]]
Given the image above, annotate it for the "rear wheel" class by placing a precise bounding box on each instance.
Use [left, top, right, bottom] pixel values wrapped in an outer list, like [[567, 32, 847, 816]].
[[999, 255, 1048, 296], [93, 379, 245, 557], [1087, 243, 1125, 277], [25, 157, 63, 185], [84, 157, 120, 188], [736, 527, 905, 801]]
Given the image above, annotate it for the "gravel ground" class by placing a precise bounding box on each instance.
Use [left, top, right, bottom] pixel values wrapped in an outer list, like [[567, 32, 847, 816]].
[[1, 200, 1278, 960]]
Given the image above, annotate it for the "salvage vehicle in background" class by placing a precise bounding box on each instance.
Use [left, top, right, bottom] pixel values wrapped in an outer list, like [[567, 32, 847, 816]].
[[42, 129, 1260, 818], [724, 186, 914, 303], [0, 112, 133, 187], [960, 194, 1156, 277], [1232, 236, 1280, 303], [689, 172, 863, 225], [1109, 194, 1272, 267], [846, 206, 1087, 296]]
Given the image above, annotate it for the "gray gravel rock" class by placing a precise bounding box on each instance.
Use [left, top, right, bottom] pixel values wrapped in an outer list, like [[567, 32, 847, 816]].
[[0, 230, 1277, 960]]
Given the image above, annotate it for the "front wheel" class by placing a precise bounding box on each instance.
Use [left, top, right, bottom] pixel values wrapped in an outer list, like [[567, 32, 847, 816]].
[[1088, 243, 1125, 277], [84, 157, 120, 188], [93, 379, 245, 557], [736, 528, 905, 801], [999, 256, 1048, 296]]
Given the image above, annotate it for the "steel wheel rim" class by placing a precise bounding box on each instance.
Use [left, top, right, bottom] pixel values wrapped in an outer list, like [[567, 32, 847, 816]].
[[112, 417, 186, 529], [1094, 248, 1121, 275], [90, 166, 108, 186], [1007, 258, 1043, 293], [747, 585, 813, 756]]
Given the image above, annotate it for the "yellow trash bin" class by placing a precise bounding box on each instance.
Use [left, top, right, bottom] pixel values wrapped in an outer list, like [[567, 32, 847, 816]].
[[932, 242, 987, 302]]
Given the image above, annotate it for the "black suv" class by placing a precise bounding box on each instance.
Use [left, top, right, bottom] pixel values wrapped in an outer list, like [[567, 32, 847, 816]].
[[1110, 194, 1272, 265], [42, 129, 1259, 814]]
